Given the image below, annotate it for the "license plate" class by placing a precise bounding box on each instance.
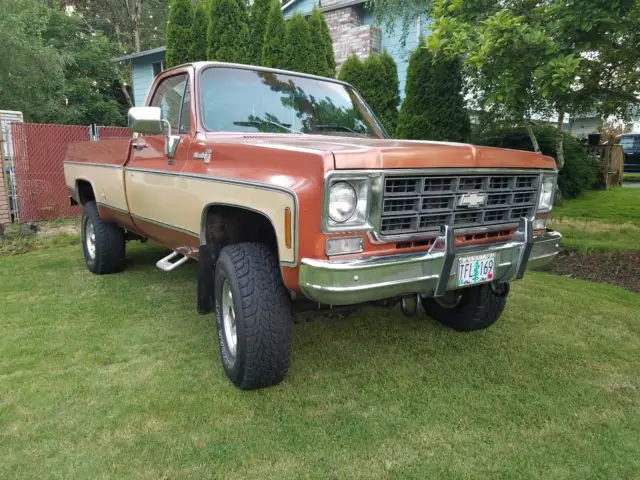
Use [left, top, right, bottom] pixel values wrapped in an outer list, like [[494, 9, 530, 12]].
[[457, 254, 496, 287]]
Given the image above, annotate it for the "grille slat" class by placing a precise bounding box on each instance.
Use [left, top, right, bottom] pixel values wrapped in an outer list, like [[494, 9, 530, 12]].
[[380, 173, 538, 237]]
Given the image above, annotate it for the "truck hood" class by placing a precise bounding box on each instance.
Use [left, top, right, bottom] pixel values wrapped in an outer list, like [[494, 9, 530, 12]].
[[210, 134, 557, 170]]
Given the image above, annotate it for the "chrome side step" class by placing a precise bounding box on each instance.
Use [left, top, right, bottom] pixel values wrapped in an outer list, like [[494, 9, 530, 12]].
[[156, 251, 189, 272]]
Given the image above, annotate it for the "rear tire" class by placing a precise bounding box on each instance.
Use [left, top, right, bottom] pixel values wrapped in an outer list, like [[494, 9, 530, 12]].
[[81, 201, 125, 274], [421, 283, 508, 332], [214, 243, 292, 390]]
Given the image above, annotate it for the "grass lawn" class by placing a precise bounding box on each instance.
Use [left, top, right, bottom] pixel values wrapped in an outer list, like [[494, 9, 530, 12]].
[[1, 240, 639, 479], [624, 173, 640, 183], [552, 187, 640, 251]]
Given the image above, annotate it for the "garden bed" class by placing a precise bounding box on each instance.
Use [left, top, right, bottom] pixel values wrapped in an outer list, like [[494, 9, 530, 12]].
[[550, 249, 640, 293]]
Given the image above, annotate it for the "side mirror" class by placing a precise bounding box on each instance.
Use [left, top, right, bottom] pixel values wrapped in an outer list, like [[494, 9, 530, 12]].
[[128, 107, 163, 135]]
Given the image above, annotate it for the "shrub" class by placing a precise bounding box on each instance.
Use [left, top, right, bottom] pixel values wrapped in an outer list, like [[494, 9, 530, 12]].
[[338, 52, 400, 134], [473, 124, 600, 197], [207, 0, 249, 63], [283, 13, 316, 74], [189, 0, 209, 62], [248, 0, 272, 65], [308, 8, 335, 77], [166, 0, 194, 68], [396, 43, 471, 142], [338, 54, 365, 87], [261, 1, 287, 69]]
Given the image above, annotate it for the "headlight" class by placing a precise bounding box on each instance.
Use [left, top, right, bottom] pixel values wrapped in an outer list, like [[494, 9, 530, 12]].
[[329, 182, 357, 223], [325, 175, 377, 231], [537, 174, 556, 212]]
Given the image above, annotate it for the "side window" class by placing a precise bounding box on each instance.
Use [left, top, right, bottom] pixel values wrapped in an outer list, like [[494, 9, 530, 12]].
[[150, 74, 188, 132]]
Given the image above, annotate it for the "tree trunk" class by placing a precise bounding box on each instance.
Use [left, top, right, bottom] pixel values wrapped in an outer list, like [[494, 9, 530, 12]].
[[118, 78, 134, 107], [556, 109, 566, 170], [525, 121, 541, 153]]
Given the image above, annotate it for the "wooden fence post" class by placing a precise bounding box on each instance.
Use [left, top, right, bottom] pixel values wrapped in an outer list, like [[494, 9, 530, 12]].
[[0, 126, 12, 227]]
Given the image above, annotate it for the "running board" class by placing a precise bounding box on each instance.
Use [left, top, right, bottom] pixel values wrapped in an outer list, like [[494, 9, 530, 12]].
[[156, 251, 189, 272]]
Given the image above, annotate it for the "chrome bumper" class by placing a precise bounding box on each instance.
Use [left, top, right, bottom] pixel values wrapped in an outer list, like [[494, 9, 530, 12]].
[[299, 219, 562, 306]]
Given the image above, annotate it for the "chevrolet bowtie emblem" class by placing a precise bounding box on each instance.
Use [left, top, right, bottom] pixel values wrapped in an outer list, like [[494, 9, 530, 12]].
[[457, 192, 487, 208]]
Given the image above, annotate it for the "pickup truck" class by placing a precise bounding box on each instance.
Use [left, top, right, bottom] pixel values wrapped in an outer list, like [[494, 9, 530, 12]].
[[64, 62, 562, 390]]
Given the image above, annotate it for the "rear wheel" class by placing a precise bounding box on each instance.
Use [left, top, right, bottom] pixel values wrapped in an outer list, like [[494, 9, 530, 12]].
[[421, 283, 509, 332], [81, 201, 125, 274], [214, 243, 292, 390]]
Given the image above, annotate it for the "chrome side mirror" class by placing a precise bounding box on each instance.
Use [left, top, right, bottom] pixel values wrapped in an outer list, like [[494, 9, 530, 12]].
[[128, 106, 181, 161], [128, 107, 163, 135]]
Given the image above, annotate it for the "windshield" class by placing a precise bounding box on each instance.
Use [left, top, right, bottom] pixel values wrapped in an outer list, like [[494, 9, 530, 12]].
[[199, 67, 386, 138]]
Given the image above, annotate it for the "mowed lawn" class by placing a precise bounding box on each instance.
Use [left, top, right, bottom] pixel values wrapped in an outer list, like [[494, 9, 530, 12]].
[[552, 187, 640, 251], [1, 241, 639, 479]]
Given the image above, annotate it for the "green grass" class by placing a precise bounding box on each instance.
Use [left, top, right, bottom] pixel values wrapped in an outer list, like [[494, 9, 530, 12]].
[[624, 173, 640, 183], [552, 187, 640, 251], [1, 241, 639, 479]]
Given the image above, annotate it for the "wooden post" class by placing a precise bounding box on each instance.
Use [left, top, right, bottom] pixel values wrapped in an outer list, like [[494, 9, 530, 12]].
[[0, 126, 12, 226]]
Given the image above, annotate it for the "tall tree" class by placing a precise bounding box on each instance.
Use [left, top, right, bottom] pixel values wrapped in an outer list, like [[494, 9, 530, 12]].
[[248, 0, 273, 66], [283, 13, 315, 74], [190, 0, 209, 61], [308, 8, 335, 77], [338, 54, 365, 88], [166, 0, 194, 67], [261, 0, 287, 69], [396, 43, 470, 142], [373, 51, 400, 133], [207, 0, 249, 63], [428, 0, 640, 168]]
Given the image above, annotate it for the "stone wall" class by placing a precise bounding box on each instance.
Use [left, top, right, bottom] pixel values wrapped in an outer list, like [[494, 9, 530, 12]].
[[320, 1, 381, 71]]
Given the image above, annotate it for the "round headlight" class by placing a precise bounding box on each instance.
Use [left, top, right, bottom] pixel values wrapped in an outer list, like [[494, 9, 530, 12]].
[[329, 182, 357, 223]]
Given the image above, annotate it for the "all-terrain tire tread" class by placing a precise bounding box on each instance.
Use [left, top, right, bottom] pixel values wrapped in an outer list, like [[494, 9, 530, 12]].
[[83, 201, 125, 275], [219, 243, 291, 389]]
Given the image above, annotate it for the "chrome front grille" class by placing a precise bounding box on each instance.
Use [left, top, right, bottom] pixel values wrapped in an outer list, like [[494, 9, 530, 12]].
[[379, 173, 539, 237]]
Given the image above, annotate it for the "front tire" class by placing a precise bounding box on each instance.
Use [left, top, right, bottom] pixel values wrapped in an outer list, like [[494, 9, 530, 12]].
[[214, 243, 292, 390], [81, 201, 125, 274], [421, 283, 508, 332]]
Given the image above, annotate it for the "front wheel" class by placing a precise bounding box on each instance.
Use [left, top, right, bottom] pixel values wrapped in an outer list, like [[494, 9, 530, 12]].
[[214, 243, 292, 390], [421, 283, 509, 332]]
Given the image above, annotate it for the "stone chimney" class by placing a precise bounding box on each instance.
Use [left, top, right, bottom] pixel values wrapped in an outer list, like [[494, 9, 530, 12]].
[[319, 0, 381, 72]]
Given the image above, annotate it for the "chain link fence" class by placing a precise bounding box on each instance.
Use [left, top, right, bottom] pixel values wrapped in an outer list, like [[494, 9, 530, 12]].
[[10, 123, 131, 223]]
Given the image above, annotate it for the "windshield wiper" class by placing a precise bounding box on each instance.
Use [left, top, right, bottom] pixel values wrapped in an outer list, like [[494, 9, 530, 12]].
[[308, 124, 366, 136], [233, 120, 303, 135]]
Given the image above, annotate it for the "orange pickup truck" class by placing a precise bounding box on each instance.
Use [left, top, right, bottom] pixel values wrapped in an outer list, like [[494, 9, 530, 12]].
[[64, 62, 561, 390]]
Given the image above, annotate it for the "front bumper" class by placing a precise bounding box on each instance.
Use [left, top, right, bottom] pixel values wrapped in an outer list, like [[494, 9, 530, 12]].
[[299, 219, 562, 306]]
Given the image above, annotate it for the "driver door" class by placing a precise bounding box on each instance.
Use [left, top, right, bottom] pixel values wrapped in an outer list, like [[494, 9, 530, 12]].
[[125, 71, 198, 251]]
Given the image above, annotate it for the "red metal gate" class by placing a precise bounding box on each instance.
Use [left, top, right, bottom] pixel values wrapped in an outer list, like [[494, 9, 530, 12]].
[[11, 123, 130, 223]]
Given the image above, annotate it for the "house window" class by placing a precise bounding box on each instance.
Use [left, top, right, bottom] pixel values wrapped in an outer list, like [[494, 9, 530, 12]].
[[152, 61, 164, 78]]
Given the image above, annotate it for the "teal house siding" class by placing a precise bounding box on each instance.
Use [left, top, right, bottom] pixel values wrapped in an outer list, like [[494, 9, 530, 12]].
[[282, 0, 318, 16], [283, 0, 428, 96], [114, 47, 166, 107]]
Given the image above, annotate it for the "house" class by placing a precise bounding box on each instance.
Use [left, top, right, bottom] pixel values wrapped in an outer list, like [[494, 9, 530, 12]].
[[115, 0, 426, 107]]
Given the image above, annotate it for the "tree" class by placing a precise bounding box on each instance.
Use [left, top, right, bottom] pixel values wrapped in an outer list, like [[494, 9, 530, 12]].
[[338, 54, 365, 88], [248, 0, 272, 65], [0, 0, 128, 125], [166, 0, 194, 67], [207, 0, 249, 63], [190, 0, 209, 61], [308, 8, 335, 77], [374, 51, 400, 133], [338, 53, 400, 134], [396, 43, 470, 142], [283, 13, 315, 74], [261, 0, 287, 68], [428, 0, 640, 168]]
